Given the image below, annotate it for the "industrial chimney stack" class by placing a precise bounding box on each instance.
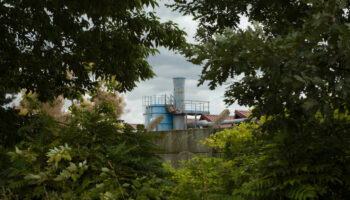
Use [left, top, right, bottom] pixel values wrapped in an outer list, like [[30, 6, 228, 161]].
[[173, 77, 186, 130]]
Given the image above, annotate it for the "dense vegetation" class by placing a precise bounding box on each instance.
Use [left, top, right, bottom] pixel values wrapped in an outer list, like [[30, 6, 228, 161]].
[[1, 0, 185, 103], [0, 0, 185, 199], [1, 89, 170, 199], [165, 117, 350, 199], [168, 0, 350, 199], [1, 0, 350, 199]]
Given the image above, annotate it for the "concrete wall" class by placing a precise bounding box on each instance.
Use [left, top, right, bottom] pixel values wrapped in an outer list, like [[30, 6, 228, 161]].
[[149, 128, 223, 166]]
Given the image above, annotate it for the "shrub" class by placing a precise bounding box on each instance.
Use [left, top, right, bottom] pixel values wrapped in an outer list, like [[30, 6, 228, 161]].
[[1, 94, 165, 199]]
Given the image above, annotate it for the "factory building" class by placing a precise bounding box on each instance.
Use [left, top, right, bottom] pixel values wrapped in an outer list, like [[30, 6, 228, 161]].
[[142, 77, 250, 131]]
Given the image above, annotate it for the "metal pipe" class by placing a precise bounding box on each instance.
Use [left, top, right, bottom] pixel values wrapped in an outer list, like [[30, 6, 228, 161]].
[[187, 118, 248, 128]]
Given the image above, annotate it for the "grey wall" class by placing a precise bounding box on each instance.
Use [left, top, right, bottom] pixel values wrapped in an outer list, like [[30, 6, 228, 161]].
[[149, 128, 223, 166]]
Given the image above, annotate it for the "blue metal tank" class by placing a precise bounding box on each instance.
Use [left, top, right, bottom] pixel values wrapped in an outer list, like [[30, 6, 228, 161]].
[[144, 104, 173, 131]]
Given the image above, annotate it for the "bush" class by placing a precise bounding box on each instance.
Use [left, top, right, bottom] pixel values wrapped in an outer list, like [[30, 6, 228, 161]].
[[1, 94, 166, 199], [165, 116, 350, 200], [162, 121, 260, 200]]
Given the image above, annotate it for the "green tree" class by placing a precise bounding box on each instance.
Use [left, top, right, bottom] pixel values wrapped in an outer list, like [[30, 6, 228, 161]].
[[163, 121, 261, 200], [1, 91, 166, 199], [0, 1, 186, 198], [171, 0, 350, 116], [171, 0, 350, 199], [0, 0, 186, 164], [1, 0, 185, 103]]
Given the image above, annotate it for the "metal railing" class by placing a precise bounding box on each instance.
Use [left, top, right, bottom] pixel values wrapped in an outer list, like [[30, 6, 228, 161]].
[[184, 100, 210, 114], [142, 95, 168, 106], [143, 95, 210, 114]]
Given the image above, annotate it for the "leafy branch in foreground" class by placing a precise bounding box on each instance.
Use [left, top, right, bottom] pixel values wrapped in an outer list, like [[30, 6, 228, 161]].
[[171, 0, 350, 199], [165, 115, 350, 200], [1, 90, 166, 199], [1, 0, 187, 104]]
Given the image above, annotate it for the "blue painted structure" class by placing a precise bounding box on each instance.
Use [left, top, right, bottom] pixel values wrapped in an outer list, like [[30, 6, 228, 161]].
[[144, 104, 173, 131], [143, 77, 210, 131]]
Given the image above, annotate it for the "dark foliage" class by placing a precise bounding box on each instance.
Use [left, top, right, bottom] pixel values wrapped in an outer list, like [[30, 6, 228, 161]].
[[1, 0, 186, 102], [1, 100, 167, 199], [171, 0, 350, 199]]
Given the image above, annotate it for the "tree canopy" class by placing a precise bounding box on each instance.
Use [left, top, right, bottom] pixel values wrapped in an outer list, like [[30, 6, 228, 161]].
[[171, 0, 350, 199], [2, 0, 350, 199], [1, 91, 166, 199], [0, 0, 186, 103], [0, 3, 186, 198], [171, 0, 350, 119]]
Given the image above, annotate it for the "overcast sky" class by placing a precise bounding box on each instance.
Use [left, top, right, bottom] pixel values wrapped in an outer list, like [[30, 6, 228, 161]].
[[121, 0, 250, 124]]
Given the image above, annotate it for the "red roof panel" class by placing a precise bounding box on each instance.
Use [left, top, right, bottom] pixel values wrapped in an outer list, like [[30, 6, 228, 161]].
[[200, 114, 235, 122], [235, 110, 251, 118]]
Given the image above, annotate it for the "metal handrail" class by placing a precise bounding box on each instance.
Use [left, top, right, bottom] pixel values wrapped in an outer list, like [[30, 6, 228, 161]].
[[184, 100, 210, 113], [143, 95, 210, 113]]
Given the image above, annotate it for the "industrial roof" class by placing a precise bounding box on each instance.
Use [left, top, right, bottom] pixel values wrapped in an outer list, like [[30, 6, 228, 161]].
[[189, 110, 251, 128], [235, 110, 251, 118], [199, 114, 235, 122], [190, 109, 251, 123]]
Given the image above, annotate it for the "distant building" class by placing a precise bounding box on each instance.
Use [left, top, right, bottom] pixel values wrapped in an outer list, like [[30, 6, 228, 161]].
[[127, 110, 250, 131], [233, 110, 251, 119], [189, 109, 251, 128]]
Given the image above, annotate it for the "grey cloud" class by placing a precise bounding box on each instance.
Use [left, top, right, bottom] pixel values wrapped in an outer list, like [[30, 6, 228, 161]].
[[148, 58, 201, 80], [121, 1, 249, 124]]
